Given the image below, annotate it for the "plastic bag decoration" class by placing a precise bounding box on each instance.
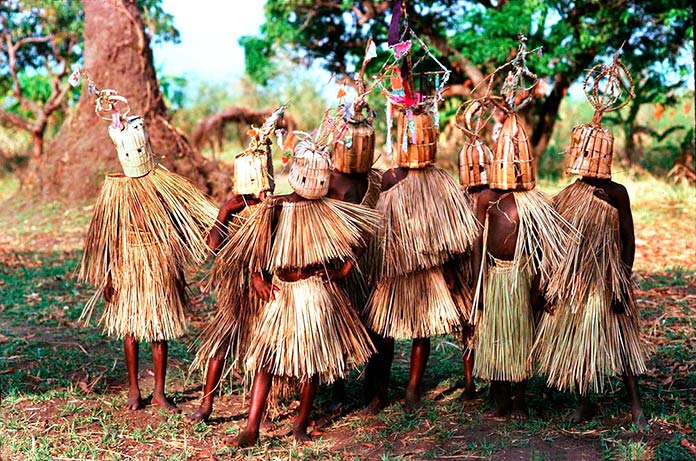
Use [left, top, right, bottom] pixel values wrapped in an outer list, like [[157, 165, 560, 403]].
[[488, 36, 539, 191], [380, 2, 450, 169], [455, 99, 494, 188], [233, 106, 285, 195], [566, 55, 634, 179]]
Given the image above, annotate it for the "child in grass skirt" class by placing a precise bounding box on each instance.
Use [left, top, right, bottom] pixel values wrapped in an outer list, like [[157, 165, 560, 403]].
[[531, 58, 647, 430], [79, 90, 216, 411], [230, 130, 379, 446], [187, 107, 283, 423]]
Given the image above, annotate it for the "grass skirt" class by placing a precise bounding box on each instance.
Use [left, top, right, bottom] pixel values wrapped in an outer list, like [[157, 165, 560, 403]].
[[363, 267, 467, 339], [371, 165, 479, 280], [473, 257, 534, 382], [532, 180, 646, 395], [190, 204, 263, 376], [78, 166, 217, 341], [245, 276, 375, 384]]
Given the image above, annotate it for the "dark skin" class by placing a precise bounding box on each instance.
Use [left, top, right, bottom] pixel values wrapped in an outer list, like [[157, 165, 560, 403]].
[[325, 170, 370, 408], [365, 167, 452, 414], [472, 187, 532, 419], [237, 192, 354, 447], [569, 177, 647, 432], [459, 184, 490, 401], [186, 192, 264, 424], [103, 195, 182, 413]]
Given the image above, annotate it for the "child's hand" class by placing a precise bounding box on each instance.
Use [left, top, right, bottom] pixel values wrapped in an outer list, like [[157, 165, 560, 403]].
[[207, 228, 225, 251], [251, 273, 279, 301]]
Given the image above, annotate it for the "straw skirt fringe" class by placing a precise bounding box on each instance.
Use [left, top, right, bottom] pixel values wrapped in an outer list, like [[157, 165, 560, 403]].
[[79, 167, 217, 342], [372, 166, 479, 279], [245, 276, 375, 383], [532, 180, 646, 395], [532, 289, 646, 395], [363, 267, 467, 340], [190, 204, 263, 375], [474, 257, 534, 382]]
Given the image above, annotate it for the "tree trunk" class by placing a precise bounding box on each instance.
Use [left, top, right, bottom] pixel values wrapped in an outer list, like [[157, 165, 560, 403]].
[[28, 0, 231, 201]]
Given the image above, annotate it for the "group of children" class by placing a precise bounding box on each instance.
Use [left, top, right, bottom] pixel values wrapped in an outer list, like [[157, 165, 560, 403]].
[[78, 45, 648, 449]]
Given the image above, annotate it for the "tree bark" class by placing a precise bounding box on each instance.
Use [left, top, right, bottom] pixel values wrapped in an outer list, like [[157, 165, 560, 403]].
[[30, 0, 231, 201]]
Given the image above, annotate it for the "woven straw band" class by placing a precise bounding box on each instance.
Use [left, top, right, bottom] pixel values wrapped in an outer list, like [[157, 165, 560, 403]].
[[566, 123, 613, 179], [233, 149, 274, 195], [459, 139, 492, 187], [334, 116, 375, 174], [108, 116, 157, 178], [395, 106, 438, 168], [288, 140, 332, 199], [490, 114, 535, 190]]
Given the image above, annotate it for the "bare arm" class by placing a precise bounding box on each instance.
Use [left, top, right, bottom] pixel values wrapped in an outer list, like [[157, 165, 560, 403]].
[[208, 195, 250, 250], [471, 190, 492, 309]]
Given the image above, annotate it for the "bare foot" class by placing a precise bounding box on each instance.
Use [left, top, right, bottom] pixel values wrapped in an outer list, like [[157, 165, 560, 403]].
[[571, 401, 599, 424], [459, 386, 477, 401], [486, 399, 512, 419], [152, 394, 180, 413], [292, 426, 311, 444], [235, 429, 259, 448], [511, 396, 528, 420], [364, 396, 388, 415], [632, 407, 649, 433], [186, 402, 212, 423], [125, 391, 146, 410], [404, 385, 421, 413]]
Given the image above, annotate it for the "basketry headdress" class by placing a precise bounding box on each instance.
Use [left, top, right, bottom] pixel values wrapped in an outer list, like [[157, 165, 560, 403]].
[[380, 1, 450, 169], [455, 99, 494, 188], [566, 54, 634, 179], [233, 106, 285, 195], [333, 40, 379, 174], [486, 36, 540, 191], [94, 89, 157, 178]]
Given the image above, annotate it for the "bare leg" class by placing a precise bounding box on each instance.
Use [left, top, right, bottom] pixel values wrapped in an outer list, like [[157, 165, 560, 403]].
[[124, 334, 145, 410], [405, 337, 430, 412], [487, 380, 512, 417], [623, 371, 648, 432], [329, 379, 347, 411], [460, 327, 477, 401], [187, 353, 225, 423], [293, 375, 318, 443], [237, 369, 272, 447], [151, 340, 179, 412], [572, 394, 599, 423], [365, 336, 395, 415], [511, 380, 528, 419]]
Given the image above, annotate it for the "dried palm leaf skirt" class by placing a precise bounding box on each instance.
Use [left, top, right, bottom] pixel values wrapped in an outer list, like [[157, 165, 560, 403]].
[[245, 276, 375, 384], [473, 257, 534, 382], [363, 267, 467, 340], [79, 167, 217, 341], [372, 165, 479, 280], [532, 180, 646, 395], [190, 204, 263, 375]]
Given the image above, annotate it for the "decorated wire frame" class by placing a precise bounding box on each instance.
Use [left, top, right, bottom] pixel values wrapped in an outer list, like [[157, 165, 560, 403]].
[[378, 30, 451, 165], [566, 56, 635, 178], [94, 89, 158, 179], [471, 35, 542, 114], [454, 99, 495, 187]]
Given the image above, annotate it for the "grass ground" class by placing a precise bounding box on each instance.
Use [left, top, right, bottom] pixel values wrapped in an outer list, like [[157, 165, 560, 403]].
[[0, 170, 695, 461]]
